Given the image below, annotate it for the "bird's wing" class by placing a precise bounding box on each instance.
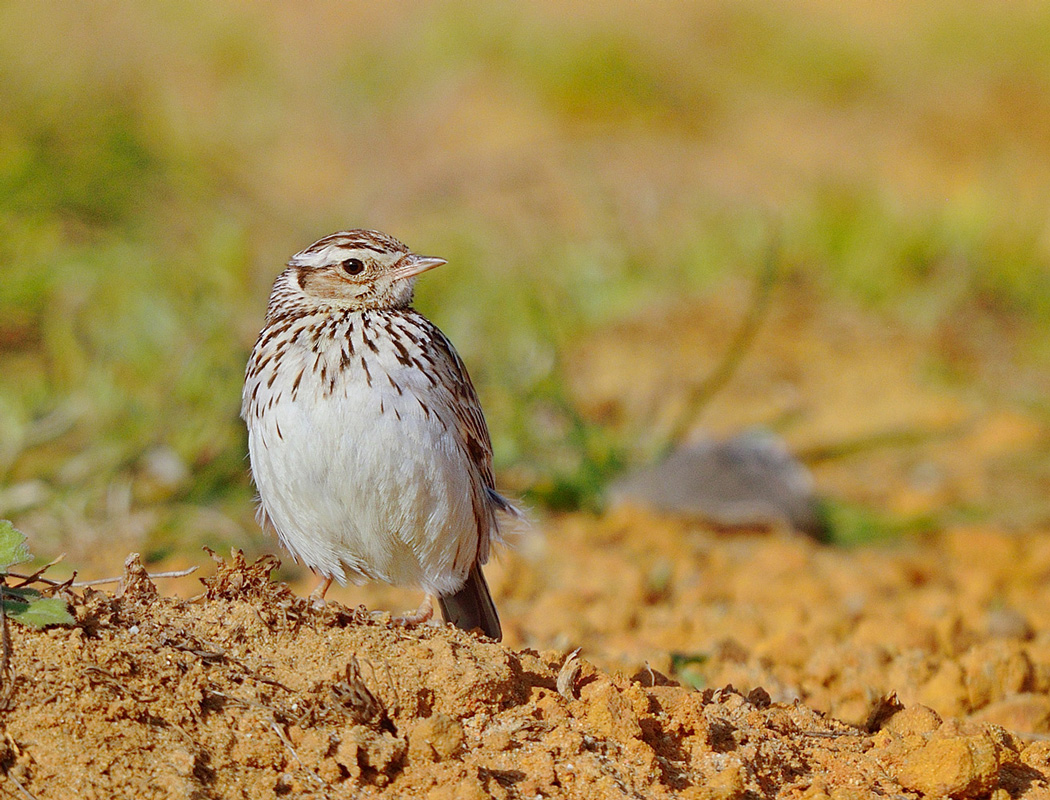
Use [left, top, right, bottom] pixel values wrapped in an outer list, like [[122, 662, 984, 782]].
[[424, 323, 497, 492]]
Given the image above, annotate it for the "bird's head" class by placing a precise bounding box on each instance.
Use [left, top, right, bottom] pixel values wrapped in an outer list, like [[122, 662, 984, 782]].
[[282, 229, 446, 311]]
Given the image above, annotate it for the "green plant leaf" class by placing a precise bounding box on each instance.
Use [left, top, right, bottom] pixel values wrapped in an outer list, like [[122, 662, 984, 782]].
[[670, 651, 710, 690], [3, 596, 74, 629], [0, 521, 32, 573]]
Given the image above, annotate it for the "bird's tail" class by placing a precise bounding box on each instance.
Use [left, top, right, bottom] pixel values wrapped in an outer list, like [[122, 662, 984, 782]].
[[438, 563, 502, 641]]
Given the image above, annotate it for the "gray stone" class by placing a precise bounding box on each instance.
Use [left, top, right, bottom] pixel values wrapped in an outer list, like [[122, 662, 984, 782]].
[[608, 431, 825, 539]]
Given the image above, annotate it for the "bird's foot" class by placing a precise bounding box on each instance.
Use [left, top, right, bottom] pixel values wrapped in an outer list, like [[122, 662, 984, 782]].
[[393, 596, 434, 628], [309, 576, 333, 610]]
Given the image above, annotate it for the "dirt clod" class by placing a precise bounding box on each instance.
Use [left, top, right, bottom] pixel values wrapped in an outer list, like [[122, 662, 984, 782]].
[[408, 713, 464, 762], [894, 732, 1001, 799]]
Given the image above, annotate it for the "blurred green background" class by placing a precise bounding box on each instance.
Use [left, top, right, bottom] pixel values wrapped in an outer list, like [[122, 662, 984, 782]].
[[2, 1, 1049, 572]]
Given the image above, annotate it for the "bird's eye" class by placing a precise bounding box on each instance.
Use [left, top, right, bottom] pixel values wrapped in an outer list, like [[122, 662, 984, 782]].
[[342, 258, 365, 275]]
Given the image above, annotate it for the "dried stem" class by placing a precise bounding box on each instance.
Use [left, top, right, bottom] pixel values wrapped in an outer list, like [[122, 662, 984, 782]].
[[660, 232, 780, 453], [6, 772, 38, 800], [9, 554, 65, 589], [71, 566, 198, 588], [0, 583, 14, 711]]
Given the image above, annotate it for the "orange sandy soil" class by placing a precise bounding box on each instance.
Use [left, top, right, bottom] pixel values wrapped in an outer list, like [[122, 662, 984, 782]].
[[4, 535, 1050, 800], [7, 289, 1050, 798]]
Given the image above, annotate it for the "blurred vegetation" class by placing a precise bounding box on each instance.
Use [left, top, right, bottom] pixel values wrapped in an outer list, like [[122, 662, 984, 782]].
[[1, 1, 1049, 563]]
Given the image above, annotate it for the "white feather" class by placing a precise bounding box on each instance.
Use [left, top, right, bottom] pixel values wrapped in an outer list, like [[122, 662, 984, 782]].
[[245, 309, 484, 597]]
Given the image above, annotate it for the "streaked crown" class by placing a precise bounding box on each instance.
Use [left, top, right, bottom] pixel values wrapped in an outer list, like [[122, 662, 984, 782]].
[[290, 229, 410, 268]]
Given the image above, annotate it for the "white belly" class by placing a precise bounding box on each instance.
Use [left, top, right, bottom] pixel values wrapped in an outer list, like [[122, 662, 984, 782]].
[[246, 336, 481, 596]]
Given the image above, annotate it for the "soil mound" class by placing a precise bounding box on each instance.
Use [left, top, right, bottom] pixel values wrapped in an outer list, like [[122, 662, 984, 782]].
[[2, 552, 1049, 798]]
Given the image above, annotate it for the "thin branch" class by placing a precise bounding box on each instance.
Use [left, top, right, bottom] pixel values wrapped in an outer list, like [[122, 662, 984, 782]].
[[0, 584, 13, 711], [207, 688, 325, 787], [5, 574, 61, 588], [71, 566, 198, 588], [661, 232, 781, 453], [6, 773, 38, 800], [795, 420, 972, 463], [9, 554, 66, 589], [271, 722, 326, 787]]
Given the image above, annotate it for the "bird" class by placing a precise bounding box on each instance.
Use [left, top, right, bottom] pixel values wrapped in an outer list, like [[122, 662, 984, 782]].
[[241, 229, 518, 640]]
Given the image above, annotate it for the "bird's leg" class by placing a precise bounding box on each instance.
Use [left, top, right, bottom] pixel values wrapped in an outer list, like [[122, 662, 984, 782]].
[[394, 595, 434, 628], [309, 575, 333, 608]]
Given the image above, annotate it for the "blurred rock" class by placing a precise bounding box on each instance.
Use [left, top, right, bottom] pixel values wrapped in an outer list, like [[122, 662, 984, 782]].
[[608, 431, 824, 539], [919, 662, 970, 718], [973, 694, 1050, 734], [985, 607, 1034, 641], [135, 445, 191, 503], [0, 480, 49, 515], [961, 643, 1034, 711]]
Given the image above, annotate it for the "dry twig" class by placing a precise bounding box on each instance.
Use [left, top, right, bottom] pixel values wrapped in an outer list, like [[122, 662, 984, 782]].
[[0, 597, 12, 711], [6, 772, 38, 800], [9, 554, 65, 589], [661, 232, 780, 451], [71, 565, 198, 588]]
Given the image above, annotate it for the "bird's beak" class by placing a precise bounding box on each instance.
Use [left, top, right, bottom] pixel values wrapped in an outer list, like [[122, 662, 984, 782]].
[[392, 254, 447, 281]]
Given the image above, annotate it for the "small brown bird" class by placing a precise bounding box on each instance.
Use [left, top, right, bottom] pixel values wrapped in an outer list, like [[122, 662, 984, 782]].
[[241, 229, 518, 639]]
